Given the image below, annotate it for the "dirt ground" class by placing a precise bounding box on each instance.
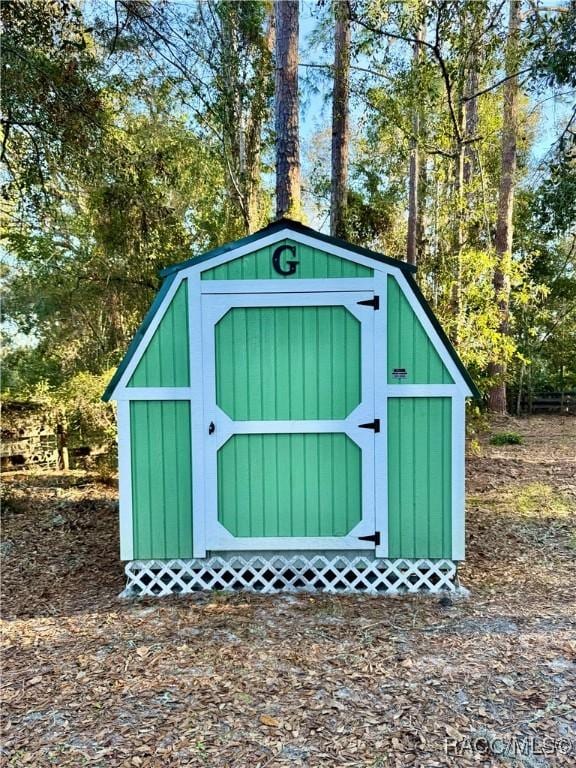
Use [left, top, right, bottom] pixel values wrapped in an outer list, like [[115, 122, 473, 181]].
[[1, 415, 575, 768]]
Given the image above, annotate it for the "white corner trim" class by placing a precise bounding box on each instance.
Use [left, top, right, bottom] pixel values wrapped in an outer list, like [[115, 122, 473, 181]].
[[117, 400, 133, 560], [189, 274, 207, 558], [451, 394, 466, 560]]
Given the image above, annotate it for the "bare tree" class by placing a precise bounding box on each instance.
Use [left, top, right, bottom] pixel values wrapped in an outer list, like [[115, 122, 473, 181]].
[[330, 0, 351, 238], [275, 0, 301, 220], [488, 0, 522, 413]]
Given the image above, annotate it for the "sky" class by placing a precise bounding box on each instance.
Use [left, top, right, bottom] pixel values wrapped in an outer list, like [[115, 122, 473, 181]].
[[4, 0, 573, 351], [296, 0, 573, 228]]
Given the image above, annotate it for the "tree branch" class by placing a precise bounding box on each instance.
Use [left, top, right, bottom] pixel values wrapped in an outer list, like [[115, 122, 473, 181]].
[[350, 5, 462, 141], [462, 67, 533, 102]]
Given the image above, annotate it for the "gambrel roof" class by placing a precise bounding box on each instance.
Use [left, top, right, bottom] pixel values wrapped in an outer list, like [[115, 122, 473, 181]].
[[159, 218, 417, 277], [103, 219, 480, 401]]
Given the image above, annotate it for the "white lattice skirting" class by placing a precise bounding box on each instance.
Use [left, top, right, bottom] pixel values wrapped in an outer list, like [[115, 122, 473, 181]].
[[123, 556, 459, 597]]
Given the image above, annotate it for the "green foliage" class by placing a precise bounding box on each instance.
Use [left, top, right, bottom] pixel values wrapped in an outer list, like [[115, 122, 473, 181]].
[[2, 1, 273, 396], [489, 431, 523, 446], [526, 2, 576, 266], [304, 0, 573, 406], [513, 482, 572, 519], [534, 146, 576, 236], [100, 0, 274, 233], [56, 370, 117, 450], [528, 2, 576, 89], [1, 0, 573, 421], [3, 89, 240, 379], [2, 370, 116, 453], [511, 177, 576, 409], [1, 0, 105, 215]]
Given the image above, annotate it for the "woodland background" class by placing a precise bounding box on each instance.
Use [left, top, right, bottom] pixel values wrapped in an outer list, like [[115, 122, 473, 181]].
[[1, 0, 575, 453]]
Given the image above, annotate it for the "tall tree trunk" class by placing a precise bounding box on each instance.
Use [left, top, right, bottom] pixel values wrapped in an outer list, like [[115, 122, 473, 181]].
[[330, 0, 351, 238], [488, 0, 521, 414], [407, 20, 425, 266], [463, 10, 482, 247], [463, 66, 478, 188], [449, 5, 469, 340], [416, 156, 427, 260], [244, 8, 275, 233], [274, 0, 301, 220], [330, 1, 351, 238], [450, 115, 466, 341]]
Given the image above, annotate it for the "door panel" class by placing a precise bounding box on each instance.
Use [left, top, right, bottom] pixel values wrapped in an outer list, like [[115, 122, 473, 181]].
[[215, 306, 361, 420], [217, 433, 362, 537], [202, 292, 376, 551]]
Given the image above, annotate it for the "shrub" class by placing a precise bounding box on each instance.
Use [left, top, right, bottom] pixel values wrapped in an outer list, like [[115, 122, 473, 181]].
[[489, 431, 523, 445]]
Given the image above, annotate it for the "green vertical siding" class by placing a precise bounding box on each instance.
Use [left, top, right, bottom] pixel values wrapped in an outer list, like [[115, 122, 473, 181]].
[[130, 401, 193, 558], [128, 281, 189, 387], [215, 306, 361, 420], [387, 276, 453, 385], [387, 397, 452, 558], [201, 239, 373, 280], [218, 433, 361, 537]]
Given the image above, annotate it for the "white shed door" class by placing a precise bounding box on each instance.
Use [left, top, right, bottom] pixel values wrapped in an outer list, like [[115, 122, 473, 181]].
[[201, 292, 377, 551]]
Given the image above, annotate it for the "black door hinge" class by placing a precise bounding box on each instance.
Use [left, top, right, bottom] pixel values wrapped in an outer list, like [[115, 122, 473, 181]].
[[357, 295, 380, 310], [358, 418, 380, 432], [358, 532, 381, 545]]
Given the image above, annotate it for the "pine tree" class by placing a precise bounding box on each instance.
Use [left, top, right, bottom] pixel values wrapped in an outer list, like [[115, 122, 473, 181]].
[[275, 0, 301, 219]]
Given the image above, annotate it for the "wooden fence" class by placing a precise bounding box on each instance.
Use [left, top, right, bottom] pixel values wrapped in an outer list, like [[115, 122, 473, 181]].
[[518, 392, 576, 415]]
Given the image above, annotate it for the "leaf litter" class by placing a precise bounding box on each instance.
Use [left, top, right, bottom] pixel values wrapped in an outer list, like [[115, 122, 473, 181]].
[[1, 416, 575, 767]]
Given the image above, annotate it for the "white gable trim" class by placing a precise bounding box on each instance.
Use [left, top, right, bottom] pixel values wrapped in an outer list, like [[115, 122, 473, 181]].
[[108, 229, 472, 402], [390, 271, 473, 397], [180, 228, 390, 277], [108, 273, 187, 401]]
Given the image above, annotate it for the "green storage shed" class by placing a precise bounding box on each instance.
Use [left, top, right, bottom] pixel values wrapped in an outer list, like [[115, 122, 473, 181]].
[[104, 219, 479, 596]]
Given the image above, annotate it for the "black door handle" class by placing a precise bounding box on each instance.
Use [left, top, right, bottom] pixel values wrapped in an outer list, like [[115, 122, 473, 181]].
[[208, 421, 215, 434]]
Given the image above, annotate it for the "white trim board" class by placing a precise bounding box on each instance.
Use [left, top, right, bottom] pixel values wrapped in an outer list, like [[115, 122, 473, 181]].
[[117, 400, 134, 560], [201, 289, 377, 323], [200, 278, 375, 294], [189, 274, 207, 558], [110, 273, 187, 400], [392, 271, 473, 397], [385, 385, 460, 397], [180, 228, 386, 276], [451, 394, 466, 560], [200, 290, 378, 553], [373, 271, 388, 557], [116, 387, 192, 401]]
